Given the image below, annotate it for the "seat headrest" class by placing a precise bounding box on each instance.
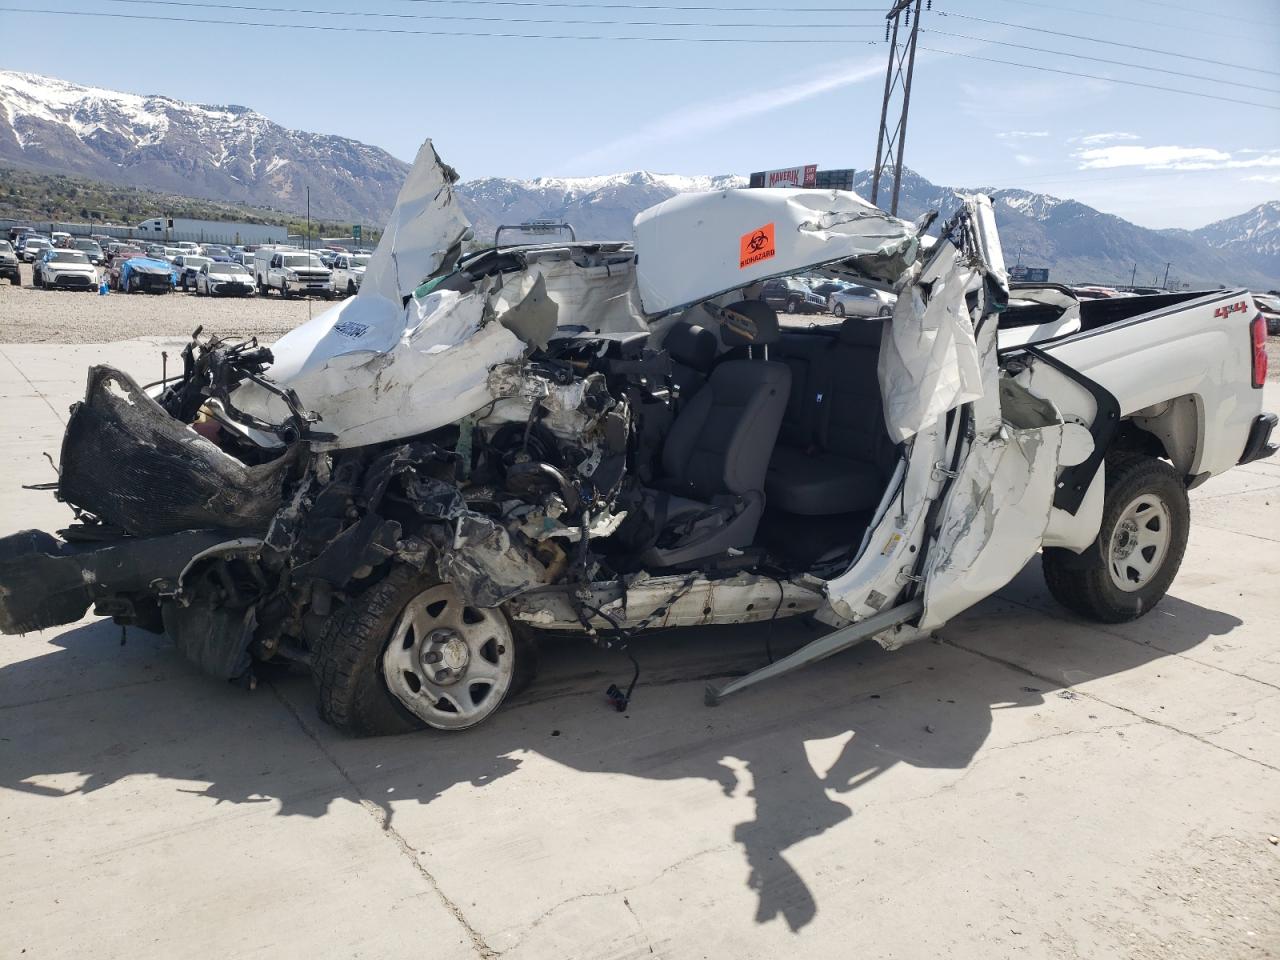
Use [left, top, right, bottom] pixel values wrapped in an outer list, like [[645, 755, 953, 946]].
[[718, 300, 780, 348], [838, 316, 884, 349], [663, 322, 718, 371]]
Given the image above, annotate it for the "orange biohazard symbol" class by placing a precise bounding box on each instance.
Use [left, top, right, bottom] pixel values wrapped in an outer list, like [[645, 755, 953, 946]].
[[739, 222, 776, 269]]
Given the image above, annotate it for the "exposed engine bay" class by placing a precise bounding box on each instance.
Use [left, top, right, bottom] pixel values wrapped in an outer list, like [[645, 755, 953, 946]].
[[0, 140, 1039, 735]]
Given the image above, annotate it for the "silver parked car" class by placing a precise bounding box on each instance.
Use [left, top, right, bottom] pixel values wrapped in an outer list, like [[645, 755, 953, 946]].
[[829, 283, 896, 318]]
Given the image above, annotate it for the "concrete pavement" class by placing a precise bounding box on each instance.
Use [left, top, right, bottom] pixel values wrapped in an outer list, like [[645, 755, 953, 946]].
[[0, 340, 1277, 959]]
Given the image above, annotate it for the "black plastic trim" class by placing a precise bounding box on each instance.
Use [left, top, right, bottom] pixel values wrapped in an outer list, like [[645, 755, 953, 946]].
[[1023, 345, 1122, 514], [1239, 412, 1278, 465]]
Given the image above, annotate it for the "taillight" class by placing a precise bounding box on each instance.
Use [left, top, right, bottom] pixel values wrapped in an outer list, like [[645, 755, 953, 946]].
[[1251, 313, 1267, 388]]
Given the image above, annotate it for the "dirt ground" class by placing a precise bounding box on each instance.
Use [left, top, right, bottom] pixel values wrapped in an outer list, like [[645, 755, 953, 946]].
[[0, 326, 1277, 957], [0, 262, 320, 342]]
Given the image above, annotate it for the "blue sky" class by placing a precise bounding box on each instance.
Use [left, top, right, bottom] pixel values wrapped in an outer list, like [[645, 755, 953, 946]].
[[3, 0, 1278, 228]]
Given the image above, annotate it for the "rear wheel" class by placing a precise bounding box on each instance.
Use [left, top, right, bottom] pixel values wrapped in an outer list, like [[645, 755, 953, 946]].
[[1043, 453, 1189, 623], [877, 305, 893, 318], [786, 297, 800, 314], [833, 303, 846, 318], [347, 280, 356, 296], [311, 565, 536, 736]]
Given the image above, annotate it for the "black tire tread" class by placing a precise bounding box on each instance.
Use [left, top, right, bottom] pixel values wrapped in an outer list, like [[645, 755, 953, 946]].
[[310, 565, 537, 737], [311, 564, 427, 737], [1043, 452, 1189, 623]]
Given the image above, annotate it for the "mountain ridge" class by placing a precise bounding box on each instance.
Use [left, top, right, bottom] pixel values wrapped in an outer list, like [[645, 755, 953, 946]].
[[2, 69, 1275, 288]]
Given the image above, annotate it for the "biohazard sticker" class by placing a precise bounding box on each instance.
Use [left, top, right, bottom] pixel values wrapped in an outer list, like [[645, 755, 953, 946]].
[[739, 223, 776, 269]]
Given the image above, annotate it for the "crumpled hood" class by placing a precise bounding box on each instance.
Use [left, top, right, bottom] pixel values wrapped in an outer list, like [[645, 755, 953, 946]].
[[229, 140, 519, 449]]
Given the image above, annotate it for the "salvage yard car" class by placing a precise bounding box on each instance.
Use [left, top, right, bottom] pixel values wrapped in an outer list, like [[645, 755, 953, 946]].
[[118, 256, 175, 294], [256, 248, 333, 299], [829, 282, 895, 318], [330, 252, 371, 296], [195, 260, 255, 297], [33, 249, 97, 291], [0, 239, 19, 285], [0, 142, 1274, 737]]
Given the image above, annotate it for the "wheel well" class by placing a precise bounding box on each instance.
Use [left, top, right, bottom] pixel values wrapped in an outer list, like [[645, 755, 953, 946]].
[[1112, 394, 1202, 478]]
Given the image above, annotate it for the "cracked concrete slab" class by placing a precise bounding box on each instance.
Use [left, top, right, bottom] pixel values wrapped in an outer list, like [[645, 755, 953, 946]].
[[1, 344, 1277, 960]]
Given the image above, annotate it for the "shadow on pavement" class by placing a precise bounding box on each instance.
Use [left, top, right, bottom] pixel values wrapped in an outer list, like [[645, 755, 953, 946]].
[[0, 560, 1244, 933]]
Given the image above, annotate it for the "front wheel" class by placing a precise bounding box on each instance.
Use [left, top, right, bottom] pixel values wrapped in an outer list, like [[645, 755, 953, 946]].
[[1042, 453, 1190, 623], [311, 565, 536, 736], [785, 297, 800, 314], [833, 303, 846, 318]]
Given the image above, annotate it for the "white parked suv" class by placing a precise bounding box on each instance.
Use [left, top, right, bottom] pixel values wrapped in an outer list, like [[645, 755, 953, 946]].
[[330, 252, 371, 296]]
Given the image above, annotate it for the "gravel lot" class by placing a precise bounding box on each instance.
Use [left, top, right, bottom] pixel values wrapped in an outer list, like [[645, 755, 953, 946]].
[[0, 263, 326, 343], [3, 263, 1279, 383]]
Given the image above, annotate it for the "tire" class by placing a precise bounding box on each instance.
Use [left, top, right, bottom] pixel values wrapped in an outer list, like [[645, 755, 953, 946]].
[[785, 297, 800, 314], [282, 282, 293, 300], [878, 305, 893, 318], [1042, 452, 1190, 623], [833, 303, 845, 318], [311, 565, 537, 737], [347, 280, 356, 296]]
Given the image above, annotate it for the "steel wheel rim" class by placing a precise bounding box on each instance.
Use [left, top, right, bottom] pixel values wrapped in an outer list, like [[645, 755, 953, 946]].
[[1107, 494, 1172, 592], [382, 583, 514, 730]]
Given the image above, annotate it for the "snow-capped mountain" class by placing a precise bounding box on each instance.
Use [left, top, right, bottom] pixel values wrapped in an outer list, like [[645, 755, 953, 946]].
[[0, 70, 408, 222], [2, 69, 1274, 287], [456, 171, 745, 242], [459, 166, 1277, 288], [1193, 201, 1280, 280]]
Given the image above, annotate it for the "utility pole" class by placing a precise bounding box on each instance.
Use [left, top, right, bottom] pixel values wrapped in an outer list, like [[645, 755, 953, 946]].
[[1162, 262, 1172, 289], [1130, 262, 1137, 288], [871, 0, 924, 216]]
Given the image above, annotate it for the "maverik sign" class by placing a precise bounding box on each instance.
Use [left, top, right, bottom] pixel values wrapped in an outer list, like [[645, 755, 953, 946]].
[[749, 164, 818, 189]]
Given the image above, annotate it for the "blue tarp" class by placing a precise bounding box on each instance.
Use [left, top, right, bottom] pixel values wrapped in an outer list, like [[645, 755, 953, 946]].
[[120, 257, 177, 288]]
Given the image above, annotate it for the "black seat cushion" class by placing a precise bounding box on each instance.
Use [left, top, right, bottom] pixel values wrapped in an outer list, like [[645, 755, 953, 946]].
[[765, 450, 884, 515]]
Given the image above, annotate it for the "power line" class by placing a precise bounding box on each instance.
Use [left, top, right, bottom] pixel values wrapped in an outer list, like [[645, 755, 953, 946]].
[[0, 6, 881, 40], [925, 28, 1280, 96], [99, 0, 881, 28], [939, 10, 1280, 78], [917, 45, 1280, 111], [982, 0, 1247, 40], [1126, 0, 1279, 24], [381, 0, 882, 10]]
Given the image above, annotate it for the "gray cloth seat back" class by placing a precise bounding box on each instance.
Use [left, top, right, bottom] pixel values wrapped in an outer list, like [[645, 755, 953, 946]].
[[639, 302, 790, 567], [659, 359, 791, 501], [663, 321, 719, 397]]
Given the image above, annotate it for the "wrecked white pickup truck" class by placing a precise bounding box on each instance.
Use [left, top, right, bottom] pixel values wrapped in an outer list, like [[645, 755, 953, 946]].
[[0, 142, 1274, 735]]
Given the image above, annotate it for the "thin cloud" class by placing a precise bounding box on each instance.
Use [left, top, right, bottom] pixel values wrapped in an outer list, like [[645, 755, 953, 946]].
[[1244, 173, 1280, 183], [1073, 131, 1141, 146], [997, 130, 1049, 140], [563, 55, 885, 171], [1075, 144, 1280, 171]]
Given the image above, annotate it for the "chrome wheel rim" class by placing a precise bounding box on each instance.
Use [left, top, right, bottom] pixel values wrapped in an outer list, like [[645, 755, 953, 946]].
[[382, 583, 515, 730], [1107, 494, 1172, 592]]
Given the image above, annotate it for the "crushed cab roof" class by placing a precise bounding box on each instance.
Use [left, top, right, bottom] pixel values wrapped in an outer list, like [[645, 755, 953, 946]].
[[631, 187, 922, 316]]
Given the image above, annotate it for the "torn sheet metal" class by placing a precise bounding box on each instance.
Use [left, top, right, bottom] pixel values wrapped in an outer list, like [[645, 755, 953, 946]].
[[360, 139, 472, 304], [60, 366, 294, 536], [876, 239, 985, 443], [232, 283, 529, 450], [918, 422, 1064, 631], [500, 249, 647, 334], [632, 187, 919, 316]]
